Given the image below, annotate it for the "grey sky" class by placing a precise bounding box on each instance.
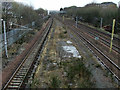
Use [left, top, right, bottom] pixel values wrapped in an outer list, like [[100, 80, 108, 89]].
[[15, 0, 119, 10]]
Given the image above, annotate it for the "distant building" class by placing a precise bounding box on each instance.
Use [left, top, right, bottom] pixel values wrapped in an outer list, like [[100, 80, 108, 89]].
[[101, 2, 117, 8], [85, 2, 117, 8], [59, 10, 66, 14], [119, 1, 120, 8], [85, 3, 100, 7]]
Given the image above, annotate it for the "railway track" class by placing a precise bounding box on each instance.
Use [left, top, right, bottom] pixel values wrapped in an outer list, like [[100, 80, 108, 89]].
[[56, 17, 120, 83], [66, 18, 120, 44], [69, 24, 120, 82], [66, 19, 120, 54], [65, 20, 120, 67], [76, 25, 120, 54], [65, 19, 120, 64], [2, 18, 53, 89]]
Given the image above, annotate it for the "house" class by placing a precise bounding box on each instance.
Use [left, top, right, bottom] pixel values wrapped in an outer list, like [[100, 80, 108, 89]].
[[85, 2, 117, 8], [118, 1, 120, 8], [101, 2, 117, 8]]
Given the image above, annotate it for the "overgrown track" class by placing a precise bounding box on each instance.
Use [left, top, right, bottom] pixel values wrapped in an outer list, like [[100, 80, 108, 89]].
[[56, 17, 120, 83], [2, 18, 53, 89]]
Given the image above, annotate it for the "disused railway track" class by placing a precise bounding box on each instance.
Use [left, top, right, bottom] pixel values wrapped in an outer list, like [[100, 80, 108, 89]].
[[56, 17, 120, 83], [2, 18, 53, 89]]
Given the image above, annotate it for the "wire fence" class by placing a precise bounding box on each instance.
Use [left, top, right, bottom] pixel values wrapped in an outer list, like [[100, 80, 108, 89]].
[[0, 27, 29, 51], [0, 16, 49, 52]]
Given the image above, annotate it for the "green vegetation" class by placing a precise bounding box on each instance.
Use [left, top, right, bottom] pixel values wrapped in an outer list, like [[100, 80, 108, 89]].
[[95, 64, 101, 68], [59, 28, 67, 38], [49, 76, 61, 88], [2, 2, 48, 32], [77, 79, 93, 88], [61, 58, 93, 88], [63, 3, 119, 33]]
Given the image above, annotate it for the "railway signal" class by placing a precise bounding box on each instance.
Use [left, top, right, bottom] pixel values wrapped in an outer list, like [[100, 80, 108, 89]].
[[109, 19, 115, 53]]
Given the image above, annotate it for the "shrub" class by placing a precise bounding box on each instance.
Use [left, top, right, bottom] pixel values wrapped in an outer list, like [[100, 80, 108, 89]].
[[50, 76, 61, 88]]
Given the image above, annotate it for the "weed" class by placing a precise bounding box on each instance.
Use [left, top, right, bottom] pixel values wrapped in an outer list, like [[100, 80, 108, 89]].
[[67, 60, 83, 80], [50, 76, 61, 88], [95, 64, 101, 68], [64, 58, 92, 85], [77, 79, 93, 88], [31, 78, 39, 88], [64, 30, 67, 34], [59, 32, 65, 38]]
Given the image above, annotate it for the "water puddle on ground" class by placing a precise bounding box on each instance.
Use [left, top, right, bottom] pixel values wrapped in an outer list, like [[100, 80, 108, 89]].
[[62, 41, 81, 58]]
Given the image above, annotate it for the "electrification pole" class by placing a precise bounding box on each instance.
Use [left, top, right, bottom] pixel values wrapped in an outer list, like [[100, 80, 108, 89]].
[[63, 15, 64, 22], [76, 16, 78, 28], [3, 21, 8, 58], [100, 18, 103, 29], [109, 19, 116, 53]]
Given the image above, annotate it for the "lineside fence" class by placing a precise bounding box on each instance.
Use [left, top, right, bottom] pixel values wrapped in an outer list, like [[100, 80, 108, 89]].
[[0, 16, 49, 52], [0, 26, 30, 51]]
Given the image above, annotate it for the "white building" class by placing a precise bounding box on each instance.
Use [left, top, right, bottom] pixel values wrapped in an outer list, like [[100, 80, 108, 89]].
[[119, 1, 120, 8]]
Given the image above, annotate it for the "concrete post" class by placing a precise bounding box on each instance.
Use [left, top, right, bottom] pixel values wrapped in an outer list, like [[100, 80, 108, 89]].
[[76, 16, 78, 28], [100, 18, 103, 29], [3, 21, 8, 58]]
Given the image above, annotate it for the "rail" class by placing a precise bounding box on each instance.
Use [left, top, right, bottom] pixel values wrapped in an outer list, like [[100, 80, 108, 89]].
[[2, 18, 53, 89]]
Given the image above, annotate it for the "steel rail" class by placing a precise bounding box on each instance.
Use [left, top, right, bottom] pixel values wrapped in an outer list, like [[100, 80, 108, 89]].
[[68, 24, 120, 81], [2, 18, 53, 89], [56, 17, 120, 82]]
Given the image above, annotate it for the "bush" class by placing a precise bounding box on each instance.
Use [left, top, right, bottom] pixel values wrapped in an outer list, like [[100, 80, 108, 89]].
[[50, 76, 61, 88], [64, 4, 118, 31], [66, 59, 91, 81]]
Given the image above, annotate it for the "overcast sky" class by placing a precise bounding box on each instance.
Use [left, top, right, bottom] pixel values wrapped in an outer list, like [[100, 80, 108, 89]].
[[15, 0, 119, 10]]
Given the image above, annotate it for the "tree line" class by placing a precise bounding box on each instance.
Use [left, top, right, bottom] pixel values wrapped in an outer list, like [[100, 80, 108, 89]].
[[2, 2, 48, 32], [61, 3, 119, 33]]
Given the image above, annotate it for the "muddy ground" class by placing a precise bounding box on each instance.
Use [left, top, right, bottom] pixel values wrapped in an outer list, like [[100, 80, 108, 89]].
[[31, 19, 118, 88]]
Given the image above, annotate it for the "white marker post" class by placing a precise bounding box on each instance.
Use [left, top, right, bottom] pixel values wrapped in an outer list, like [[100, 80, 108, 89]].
[[76, 16, 78, 28], [100, 18, 103, 29], [63, 15, 64, 22], [3, 21, 8, 58]]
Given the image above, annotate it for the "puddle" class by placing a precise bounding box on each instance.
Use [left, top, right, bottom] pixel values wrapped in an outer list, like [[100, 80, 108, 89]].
[[62, 46, 81, 58], [66, 40, 72, 44]]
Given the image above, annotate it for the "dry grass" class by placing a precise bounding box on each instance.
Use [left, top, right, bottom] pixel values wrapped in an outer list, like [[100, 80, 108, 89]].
[[32, 19, 93, 88]]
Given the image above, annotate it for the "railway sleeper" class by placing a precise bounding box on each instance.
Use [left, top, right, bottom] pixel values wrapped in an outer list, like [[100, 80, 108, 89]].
[[16, 73, 25, 76], [13, 78, 22, 80], [13, 76, 23, 79], [11, 80, 22, 83], [7, 85, 19, 89], [9, 82, 21, 86], [19, 68, 28, 72], [15, 75, 25, 78]]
